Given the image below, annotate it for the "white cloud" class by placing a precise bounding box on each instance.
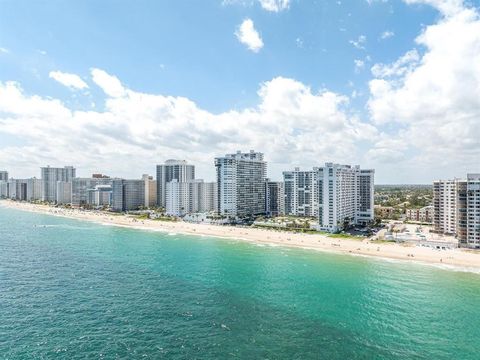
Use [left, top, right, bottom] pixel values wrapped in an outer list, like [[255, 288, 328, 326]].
[[0, 47, 10, 54], [49, 71, 89, 90], [0, 70, 377, 180], [354, 59, 365, 72], [368, 0, 480, 175], [349, 35, 367, 50], [90, 68, 126, 97], [258, 0, 290, 12], [380, 30, 395, 40], [235, 19, 264, 53]]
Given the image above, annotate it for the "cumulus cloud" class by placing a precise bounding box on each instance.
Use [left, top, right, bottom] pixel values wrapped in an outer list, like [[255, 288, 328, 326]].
[[49, 71, 89, 90], [368, 0, 480, 174], [91, 68, 126, 97], [350, 35, 367, 50], [235, 19, 264, 53], [258, 0, 290, 12], [380, 30, 395, 40], [0, 70, 377, 180]]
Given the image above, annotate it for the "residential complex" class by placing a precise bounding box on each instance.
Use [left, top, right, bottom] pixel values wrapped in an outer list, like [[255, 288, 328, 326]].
[[0, 171, 8, 182], [41, 166, 76, 202], [406, 206, 433, 223], [143, 174, 157, 208], [215, 150, 267, 218], [165, 179, 217, 216], [283, 168, 320, 217], [111, 179, 146, 212], [433, 174, 480, 248], [156, 160, 195, 208], [265, 180, 285, 216], [71, 177, 113, 207]]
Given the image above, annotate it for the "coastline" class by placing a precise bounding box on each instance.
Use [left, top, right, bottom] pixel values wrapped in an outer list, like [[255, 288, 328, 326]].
[[2, 199, 480, 272]]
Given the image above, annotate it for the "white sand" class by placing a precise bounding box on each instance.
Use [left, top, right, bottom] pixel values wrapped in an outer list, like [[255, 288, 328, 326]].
[[3, 200, 480, 271]]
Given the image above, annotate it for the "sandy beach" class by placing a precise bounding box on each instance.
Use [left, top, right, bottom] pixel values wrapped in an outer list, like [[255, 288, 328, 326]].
[[2, 199, 480, 271]]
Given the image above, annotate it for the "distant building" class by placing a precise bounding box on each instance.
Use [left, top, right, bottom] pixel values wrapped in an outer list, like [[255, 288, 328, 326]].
[[265, 180, 285, 217], [0, 171, 8, 182], [7, 179, 28, 201], [41, 166, 76, 202], [215, 150, 267, 218], [92, 174, 110, 178], [374, 205, 396, 219], [142, 174, 157, 208], [26, 178, 43, 201], [0, 181, 8, 198], [88, 184, 112, 207], [111, 179, 145, 212], [56, 181, 72, 205], [165, 179, 217, 217], [72, 177, 113, 207], [406, 206, 433, 223], [156, 160, 195, 208]]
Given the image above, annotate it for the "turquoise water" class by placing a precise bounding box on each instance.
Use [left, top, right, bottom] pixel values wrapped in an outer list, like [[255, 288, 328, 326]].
[[1, 206, 480, 359]]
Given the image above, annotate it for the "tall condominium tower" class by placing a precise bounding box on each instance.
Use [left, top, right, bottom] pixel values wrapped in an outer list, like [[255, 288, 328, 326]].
[[436, 174, 480, 248], [433, 179, 459, 235], [283, 168, 320, 217], [156, 160, 195, 208], [319, 163, 374, 231], [0, 171, 8, 182], [111, 179, 146, 212], [40, 166, 76, 202], [265, 180, 285, 217], [215, 150, 267, 218], [165, 179, 217, 217]]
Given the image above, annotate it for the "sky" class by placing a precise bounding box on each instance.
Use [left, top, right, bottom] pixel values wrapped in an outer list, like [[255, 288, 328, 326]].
[[0, 0, 479, 183]]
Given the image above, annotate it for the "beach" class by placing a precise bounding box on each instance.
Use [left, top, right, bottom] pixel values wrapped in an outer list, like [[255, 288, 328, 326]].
[[2, 199, 480, 270]]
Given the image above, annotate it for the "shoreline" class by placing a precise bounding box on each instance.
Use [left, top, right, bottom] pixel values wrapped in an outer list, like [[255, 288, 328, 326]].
[[2, 200, 480, 272]]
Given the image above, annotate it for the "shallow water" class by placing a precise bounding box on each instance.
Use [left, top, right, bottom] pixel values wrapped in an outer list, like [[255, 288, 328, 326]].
[[1, 206, 479, 359]]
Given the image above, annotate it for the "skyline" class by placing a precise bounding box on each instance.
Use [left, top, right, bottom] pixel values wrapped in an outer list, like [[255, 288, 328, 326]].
[[1, 0, 480, 183]]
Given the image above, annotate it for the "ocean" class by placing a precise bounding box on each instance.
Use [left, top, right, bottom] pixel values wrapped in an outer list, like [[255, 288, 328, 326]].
[[1, 206, 479, 359]]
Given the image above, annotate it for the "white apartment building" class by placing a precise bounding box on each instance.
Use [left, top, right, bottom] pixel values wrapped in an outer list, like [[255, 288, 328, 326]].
[[56, 181, 72, 205], [26, 178, 43, 201], [406, 206, 434, 223], [283, 168, 320, 217], [433, 179, 459, 235], [319, 164, 374, 232], [41, 166, 76, 203], [156, 160, 195, 208], [165, 179, 217, 216], [215, 150, 267, 218]]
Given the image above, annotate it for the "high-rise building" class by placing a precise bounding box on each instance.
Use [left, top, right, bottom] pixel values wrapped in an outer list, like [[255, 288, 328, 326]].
[[283, 168, 320, 217], [111, 179, 145, 212], [0, 171, 8, 182], [56, 181, 72, 205], [156, 160, 195, 208], [265, 180, 285, 217], [26, 178, 43, 201], [215, 150, 267, 218], [41, 166, 76, 202], [7, 179, 28, 201], [442, 174, 480, 248], [71, 177, 113, 207], [318, 163, 374, 231], [0, 181, 8, 198], [165, 179, 217, 217], [142, 174, 157, 208], [433, 179, 459, 235]]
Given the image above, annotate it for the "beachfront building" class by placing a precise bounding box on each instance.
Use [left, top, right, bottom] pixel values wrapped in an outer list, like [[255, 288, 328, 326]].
[[26, 178, 43, 201], [318, 163, 375, 232], [41, 166, 76, 203], [0, 181, 7, 198], [142, 174, 157, 208], [406, 206, 434, 223], [7, 179, 28, 201], [0, 171, 8, 182], [111, 179, 145, 212], [88, 184, 112, 207], [156, 160, 195, 208], [71, 177, 113, 207], [56, 181, 72, 205], [456, 174, 480, 248], [283, 168, 320, 217], [215, 150, 267, 218], [265, 180, 285, 217], [165, 179, 217, 217], [433, 179, 459, 235]]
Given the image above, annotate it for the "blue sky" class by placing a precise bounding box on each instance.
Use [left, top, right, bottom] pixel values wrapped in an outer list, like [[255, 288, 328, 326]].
[[0, 0, 479, 183]]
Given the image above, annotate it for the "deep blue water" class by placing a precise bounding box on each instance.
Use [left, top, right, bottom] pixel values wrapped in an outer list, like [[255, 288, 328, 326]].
[[1, 205, 480, 359]]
